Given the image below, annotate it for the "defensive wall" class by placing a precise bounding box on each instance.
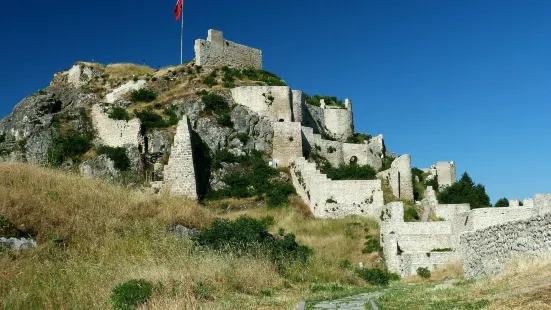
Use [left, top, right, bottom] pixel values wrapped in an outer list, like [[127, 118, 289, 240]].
[[381, 194, 551, 278], [422, 161, 457, 188], [272, 122, 303, 167], [194, 30, 262, 69], [290, 157, 384, 219], [91, 104, 142, 148]]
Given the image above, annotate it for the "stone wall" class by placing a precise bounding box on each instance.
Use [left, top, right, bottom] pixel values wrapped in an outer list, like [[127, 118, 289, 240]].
[[231, 86, 294, 122], [377, 155, 414, 200], [194, 29, 262, 69], [291, 90, 304, 123], [467, 207, 536, 231], [290, 157, 384, 219], [163, 117, 198, 199], [105, 80, 147, 104], [272, 122, 302, 167], [91, 104, 141, 148], [461, 211, 551, 278]]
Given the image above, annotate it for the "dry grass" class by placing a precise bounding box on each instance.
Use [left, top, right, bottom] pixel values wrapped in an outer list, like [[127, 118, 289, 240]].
[[105, 63, 155, 80], [0, 163, 383, 309]]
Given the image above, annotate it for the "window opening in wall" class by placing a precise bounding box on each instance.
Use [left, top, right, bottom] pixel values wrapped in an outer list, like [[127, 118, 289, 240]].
[[397, 244, 403, 255], [279, 119, 284, 122], [398, 172, 401, 199], [226, 42, 229, 46], [350, 156, 358, 164]]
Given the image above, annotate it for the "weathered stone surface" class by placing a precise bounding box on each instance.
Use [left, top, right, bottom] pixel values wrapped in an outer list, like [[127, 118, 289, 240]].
[[377, 155, 414, 200], [167, 224, 198, 239], [147, 130, 172, 155], [79, 154, 120, 181], [195, 117, 232, 152], [105, 80, 147, 103], [91, 104, 141, 148]]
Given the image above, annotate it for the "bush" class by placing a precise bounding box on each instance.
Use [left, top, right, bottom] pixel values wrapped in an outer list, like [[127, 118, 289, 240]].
[[346, 133, 372, 144], [206, 151, 296, 208], [304, 94, 344, 107], [417, 267, 431, 279], [354, 268, 391, 286], [192, 216, 311, 272], [216, 112, 233, 127], [108, 107, 130, 121], [404, 206, 420, 222], [47, 130, 93, 167], [362, 238, 381, 254], [200, 92, 230, 115], [437, 172, 491, 209], [110, 279, 152, 310], [130, 89, 157, 103], [380, 156, 395, 171], [134, 109, 170, 131], [96, 146, 130, 171], [322, 163, 377, 180], [203, 70, 218, 87]]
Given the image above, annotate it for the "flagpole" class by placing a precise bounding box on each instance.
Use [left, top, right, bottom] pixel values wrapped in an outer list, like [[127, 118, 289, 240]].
[[180, 1, 183, 65]]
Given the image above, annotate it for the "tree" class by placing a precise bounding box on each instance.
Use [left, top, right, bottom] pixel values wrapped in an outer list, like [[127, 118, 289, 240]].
[[494, 197, 509, 208], [437, 172, 491, 209]]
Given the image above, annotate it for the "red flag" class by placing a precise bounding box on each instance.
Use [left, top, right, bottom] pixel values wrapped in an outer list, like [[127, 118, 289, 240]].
[[174, 0, 183, 21]]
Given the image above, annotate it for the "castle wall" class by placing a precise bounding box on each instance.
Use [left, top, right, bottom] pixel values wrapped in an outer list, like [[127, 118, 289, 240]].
[[231, 86, 293, 122], [461, 211, 551, 278], [323, 107, 353, 142], [105, 80, 147, 104], [290, 157, 384, 219], [91, 104, 141, 148], [377, 154, 414, 200], [434, 204, 470, 221], [163, 117, 197, 199], [272, 122, 302, 167], [194, 30, 262, 69], [524, 198, 534, 207], [468, 207, 536, 231], [302, 104, 324, 133], [400, 252, 459, 278]]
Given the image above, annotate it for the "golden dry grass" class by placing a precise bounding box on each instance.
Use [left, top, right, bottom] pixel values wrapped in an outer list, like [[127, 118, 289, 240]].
[[0, 163, 383, 309], [105, 63, 155, 80]]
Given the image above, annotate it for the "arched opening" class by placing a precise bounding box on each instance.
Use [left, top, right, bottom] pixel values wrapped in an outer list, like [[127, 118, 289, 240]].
[[279, 119, 284, 122], [350, 156, 358, 165]]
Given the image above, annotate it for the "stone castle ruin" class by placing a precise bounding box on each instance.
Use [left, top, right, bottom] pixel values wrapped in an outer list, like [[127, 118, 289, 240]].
[[2, 29, 549, 282]]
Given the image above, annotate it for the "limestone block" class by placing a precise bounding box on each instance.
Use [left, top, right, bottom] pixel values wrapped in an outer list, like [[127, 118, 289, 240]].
[[194, 29, 262, 69], [163, 117, 198, 199]]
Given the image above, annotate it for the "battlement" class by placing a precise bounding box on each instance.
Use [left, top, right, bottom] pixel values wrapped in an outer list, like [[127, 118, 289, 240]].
[[194, 29, 262, 69]]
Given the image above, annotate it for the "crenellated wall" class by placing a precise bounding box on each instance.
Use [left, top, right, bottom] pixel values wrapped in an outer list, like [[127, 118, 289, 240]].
[[194, 30, 262, 69], [290, 157, 384, 219]]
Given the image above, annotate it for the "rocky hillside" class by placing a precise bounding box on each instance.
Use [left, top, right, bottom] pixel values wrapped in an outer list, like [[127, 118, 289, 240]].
[[0, 61, 378, 202]]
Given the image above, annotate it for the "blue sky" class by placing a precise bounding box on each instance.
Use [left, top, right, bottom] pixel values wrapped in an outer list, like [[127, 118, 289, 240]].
[[1, 0, 550, 203]]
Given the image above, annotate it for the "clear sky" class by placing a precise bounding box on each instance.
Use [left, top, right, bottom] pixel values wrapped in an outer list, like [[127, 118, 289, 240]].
[[1, 0, 550, 203]]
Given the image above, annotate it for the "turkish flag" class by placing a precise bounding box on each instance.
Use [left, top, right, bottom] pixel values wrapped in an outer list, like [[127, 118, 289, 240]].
[[174, 0, 183, 21]]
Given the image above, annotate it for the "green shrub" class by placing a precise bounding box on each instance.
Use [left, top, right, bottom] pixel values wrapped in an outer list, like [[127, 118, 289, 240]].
[[110, 279, 152, 310], [47, 130, 93, 167], [108, 107, 130, 121], [216, 112, 233, 127], [203, 70, 218, 87], [206, 151, 296, 208], [362, 238, 381, 254], [130, 89, 157, 103], [322, 163, 377, 180], [192, 216, 311, 272], [380, 156, 395, 171], [304, 94, 344, 108], [134, 109, 170, 131], [437, 172, 491, 209], [346, 133, 372, 144], [339, 259, 352, 269], [417, 267, 431, 279], [96, 146, 130, 171], [354, 268, 391, 286], [327, 146, 336, 153], [404, 206, 420, 222], [0, 134, 5, 144], [200, 92, 230, 115], [193, 281, 210, 300]]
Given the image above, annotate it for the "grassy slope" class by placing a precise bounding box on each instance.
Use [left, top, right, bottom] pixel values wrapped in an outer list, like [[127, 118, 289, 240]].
[[0, 163, 381, 309]]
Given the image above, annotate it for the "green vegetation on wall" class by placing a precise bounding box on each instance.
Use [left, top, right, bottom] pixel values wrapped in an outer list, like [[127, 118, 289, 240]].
[[130, 89, 157, 103], [321, 163, 377, 181], [304, 94, 346, 109], [96, 146, 130, 171], [346, 133, 372, 144], [108, 107, 130, 121], [134, 109, 178, 131]]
